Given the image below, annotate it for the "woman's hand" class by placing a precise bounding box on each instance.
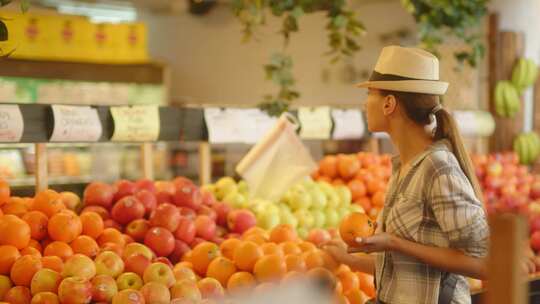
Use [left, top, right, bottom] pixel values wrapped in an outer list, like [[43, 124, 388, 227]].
[[321, 239, 350, 264], [348, 233, 398, 254]]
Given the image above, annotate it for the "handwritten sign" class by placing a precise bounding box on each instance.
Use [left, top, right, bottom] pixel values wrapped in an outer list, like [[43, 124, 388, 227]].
[[0, 105, 24, 142], [204, 108, 277, 144], [111, 106, 160, 142], [298, 107, 332, 140], [50, 105, 102, 142], [331, 109, 365, 140]]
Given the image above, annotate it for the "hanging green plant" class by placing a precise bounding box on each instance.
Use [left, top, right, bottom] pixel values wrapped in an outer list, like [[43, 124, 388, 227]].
[[258, 52, 299, 117], [401, 0, 488, 68], [231, 0, 365, 116]]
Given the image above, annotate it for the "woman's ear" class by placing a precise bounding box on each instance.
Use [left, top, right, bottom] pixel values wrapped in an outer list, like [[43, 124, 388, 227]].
[[382, 94, 397, 116]]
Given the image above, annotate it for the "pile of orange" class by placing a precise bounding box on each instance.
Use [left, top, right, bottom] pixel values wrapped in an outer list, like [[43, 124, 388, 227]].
[[180, 224, 375, 304], [312, 152, 391, 220]]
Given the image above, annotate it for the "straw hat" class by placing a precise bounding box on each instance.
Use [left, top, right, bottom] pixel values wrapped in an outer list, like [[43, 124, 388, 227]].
[[356, 46, 449, 95]]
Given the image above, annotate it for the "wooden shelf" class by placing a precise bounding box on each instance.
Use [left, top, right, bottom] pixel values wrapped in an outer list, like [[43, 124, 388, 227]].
[[471, 273, 540, 303], [0, 58, 166, 84]]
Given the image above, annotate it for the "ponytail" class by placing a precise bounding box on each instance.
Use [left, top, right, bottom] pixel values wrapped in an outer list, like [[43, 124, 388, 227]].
[[434, 109, 483, 200], [379, 89, 483, 201]]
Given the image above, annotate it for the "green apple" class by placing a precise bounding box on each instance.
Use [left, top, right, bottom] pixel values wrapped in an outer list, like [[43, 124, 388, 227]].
[[222, 190, 241, 207], [238, 180, 249, 195], [349, 204, 365, 214], [310, 187, 327, 210], [116, 272, 143, 291], [294, 209, 315, 229], [337, 207, 349, 220], [297, 227, 309, 239], [257, 210, 280, 230], [302, 179, 316, 189], [30, 269, 62, 295], [335, 185, 352, 207], [311, 209, 326, 228], [215, 177, 238, 200], [200, 184, 216, 195], [288, 188, 312, 210], [324, 207, 339, 228], [319, 182, 340, 208], [279, 208, 298, 229]]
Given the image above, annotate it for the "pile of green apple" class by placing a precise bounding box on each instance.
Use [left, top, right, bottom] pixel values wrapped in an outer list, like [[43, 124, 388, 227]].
[[204, 177, 363, 239]]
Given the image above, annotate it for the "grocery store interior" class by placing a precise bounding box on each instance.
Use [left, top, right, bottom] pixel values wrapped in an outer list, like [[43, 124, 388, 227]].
[[0, 0, 537, 303]]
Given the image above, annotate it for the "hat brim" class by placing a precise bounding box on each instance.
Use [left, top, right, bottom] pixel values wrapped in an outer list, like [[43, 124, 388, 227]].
[[356, 80, 449, 95]]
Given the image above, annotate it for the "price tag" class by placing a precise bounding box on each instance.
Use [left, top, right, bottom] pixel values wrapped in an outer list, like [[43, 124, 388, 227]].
[[50, 105, 102, 142], [298, 107, 332, 140], [0, 105, 24, 142], [331, 109, 365, 140], [111, 106, 160, 142], [204, 108, 277, 144]]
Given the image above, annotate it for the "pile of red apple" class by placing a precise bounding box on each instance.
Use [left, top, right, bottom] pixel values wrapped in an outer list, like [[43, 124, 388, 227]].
[[472, 152, 540, 273], [82, 177, 258, 263]]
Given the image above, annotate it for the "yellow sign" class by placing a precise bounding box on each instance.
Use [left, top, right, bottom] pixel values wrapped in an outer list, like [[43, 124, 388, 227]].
[[110, 106, 160, 142]]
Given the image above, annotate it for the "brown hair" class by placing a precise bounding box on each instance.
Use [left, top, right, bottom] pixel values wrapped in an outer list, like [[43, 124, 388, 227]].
[[379, 90, 483, 200]]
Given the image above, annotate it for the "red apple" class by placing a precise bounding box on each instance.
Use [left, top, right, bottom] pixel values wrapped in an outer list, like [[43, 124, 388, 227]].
[[531, 181, 540, 200], [500, 184, 517, 197], [155, 181, 176, 195], [135, 179, 156, 194], [307, 229, 331, 246], [517, 165, 529, 177], [212, 202, 231, 227], [91, 275, 118, 303], [173, 183, 202, 211], [111, 196, 145, 225], [531, 231, 540, 251], [144, 227, 175, 257], [124, 254, 152, 278], [179, 207, 197, 221], [201, 191, 217, 206], [84, 182, 115, 209], [530, 217, 540, 235], [194, 215, 216, 240], [486, 162, 503, 177], [227, 209, 256, 234], [114, 180, 138, 202], [81, 206, 110, 220], [149, 203, 181, 232], [174, 217, 196, 244], [112, 289, 144, 304], [125, 219, 150, 242], [58, 277, 92, 304], [154, 257, 174, 270], [168, 240, 191, 264], [190, 237, 205, 248], [530, 202, 540, 217], [197, 206, 217, 222], [156, 192, 173, 205], [327, 227, 339, 239], [173, 177, 195, 188], [484, 175, 503, 191], [140, 282, 170, 304], [197, 278, 224, 299], [134, 190, 157, 215]]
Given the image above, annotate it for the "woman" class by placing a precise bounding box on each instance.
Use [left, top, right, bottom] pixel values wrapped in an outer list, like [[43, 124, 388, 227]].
[[323, 46, 489, 304]]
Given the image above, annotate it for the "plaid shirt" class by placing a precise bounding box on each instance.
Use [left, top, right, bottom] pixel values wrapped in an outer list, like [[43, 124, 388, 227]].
[[375, 139, 489, 304]]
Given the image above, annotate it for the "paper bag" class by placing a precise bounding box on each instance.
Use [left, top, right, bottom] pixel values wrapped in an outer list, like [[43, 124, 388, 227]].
[[236, 113, 317, 201]]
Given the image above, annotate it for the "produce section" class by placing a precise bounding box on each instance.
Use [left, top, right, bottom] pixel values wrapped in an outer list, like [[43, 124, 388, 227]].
[[0, 1, 538, 303]]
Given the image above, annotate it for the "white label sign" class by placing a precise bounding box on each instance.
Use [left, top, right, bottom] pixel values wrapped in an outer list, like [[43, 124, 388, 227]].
[[298, 107, 332, 140], [111, 106, 160, 142], [0, 105, 24, 142], [204, 108, 277, 144], [331, 109, 365, 140], [50, 105, 102, 142]]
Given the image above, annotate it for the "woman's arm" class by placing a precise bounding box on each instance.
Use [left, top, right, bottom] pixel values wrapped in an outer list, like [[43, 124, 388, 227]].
[[323, 240, 376, 274], [349, 233, 487, 280]]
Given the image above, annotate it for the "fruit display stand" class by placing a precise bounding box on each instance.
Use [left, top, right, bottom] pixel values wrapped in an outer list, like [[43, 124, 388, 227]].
[[0, 103, 205, 193]]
